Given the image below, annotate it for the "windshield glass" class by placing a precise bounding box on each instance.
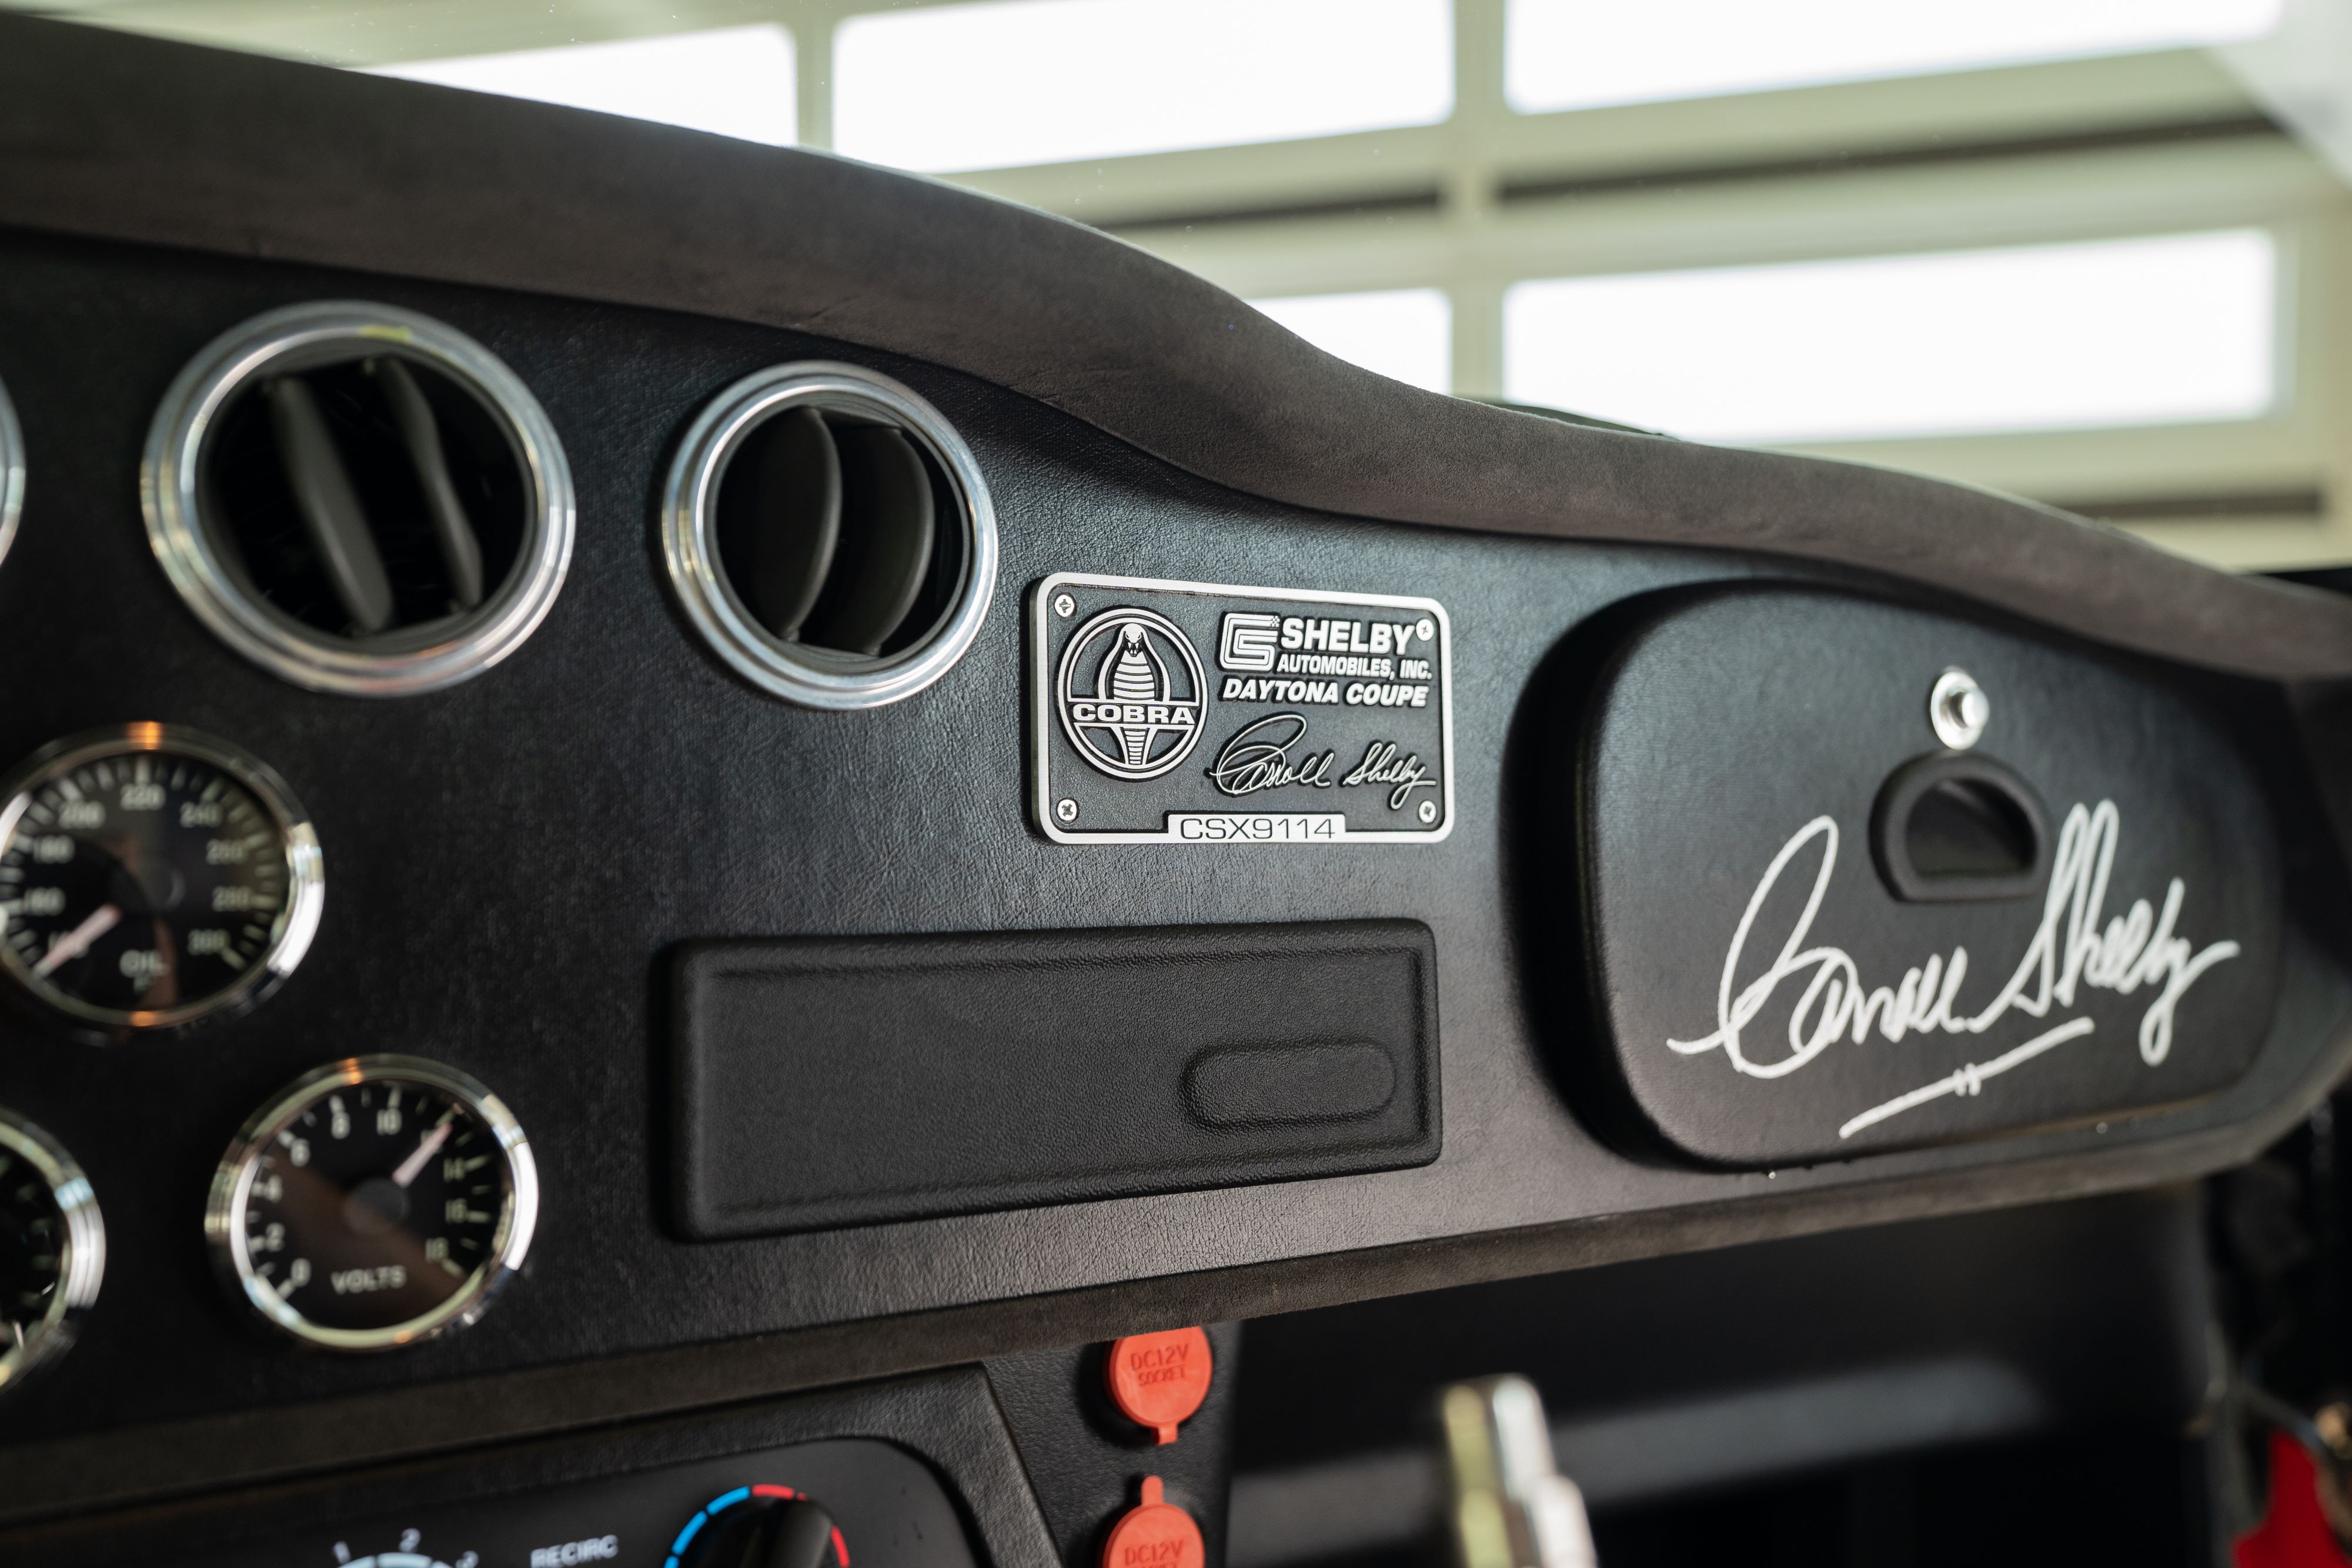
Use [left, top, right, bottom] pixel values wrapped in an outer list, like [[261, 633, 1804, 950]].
[[14, 0, 2347, 574]]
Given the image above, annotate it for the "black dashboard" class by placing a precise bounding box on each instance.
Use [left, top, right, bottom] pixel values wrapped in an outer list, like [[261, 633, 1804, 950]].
[[4, 13, 2352, 1567]]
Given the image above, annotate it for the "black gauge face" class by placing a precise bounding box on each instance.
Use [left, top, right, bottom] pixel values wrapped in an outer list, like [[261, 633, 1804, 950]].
[[223, 1064, 534, 1347], [0, 1146, 65, 1359], [0, 730, 320, 1029]]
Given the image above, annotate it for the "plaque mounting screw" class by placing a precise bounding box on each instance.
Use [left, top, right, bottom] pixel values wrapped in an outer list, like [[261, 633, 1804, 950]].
[[1055, 798, 1078, 822], [1053, 593, 1076, 618], [1929, 668, 1990, 750]]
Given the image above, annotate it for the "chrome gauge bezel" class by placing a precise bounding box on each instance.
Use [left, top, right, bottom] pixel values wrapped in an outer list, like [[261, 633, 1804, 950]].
[[206, 1055, 539, 1352], [0, 1106, 105, 1396], [0, 372, 23, 573], [0, 724, 325, 1032], [662, 361, 998, 710], [143, 300, 577, 697]]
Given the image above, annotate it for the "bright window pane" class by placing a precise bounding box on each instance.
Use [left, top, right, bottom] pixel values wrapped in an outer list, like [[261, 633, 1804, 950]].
[[372, 26, 797, 146], [836, 0, 1453, 173], [1253, 289, 1452, 393], [1507, 0, 2280, 114], [1504, 232, 2276, 444]]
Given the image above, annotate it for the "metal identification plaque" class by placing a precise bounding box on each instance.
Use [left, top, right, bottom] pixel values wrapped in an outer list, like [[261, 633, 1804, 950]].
[[1030, 573, 1455, 844]]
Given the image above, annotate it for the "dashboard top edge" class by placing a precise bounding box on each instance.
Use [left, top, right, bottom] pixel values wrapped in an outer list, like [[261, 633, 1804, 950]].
[[0, 12, 2343, 683]]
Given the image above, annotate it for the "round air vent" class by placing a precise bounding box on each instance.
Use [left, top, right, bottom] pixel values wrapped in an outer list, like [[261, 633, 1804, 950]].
[[0, 372, 23, 571], [144, 302, 575, 696], [664, 363, 997, 708]]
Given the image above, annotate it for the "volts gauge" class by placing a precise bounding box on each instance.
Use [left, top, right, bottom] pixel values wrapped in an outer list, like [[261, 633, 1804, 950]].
[[208, 1057, 537, 1351], [0, 725, 323, 1032], [0, 1107, 104, 1395]]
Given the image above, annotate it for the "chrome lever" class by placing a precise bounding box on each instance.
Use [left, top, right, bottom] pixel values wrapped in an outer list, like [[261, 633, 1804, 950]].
[[1439, 1376, 1598, 1568]]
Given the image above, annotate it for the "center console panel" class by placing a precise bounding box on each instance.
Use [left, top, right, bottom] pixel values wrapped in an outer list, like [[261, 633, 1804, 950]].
[[0, 1374, 1054, 1568]]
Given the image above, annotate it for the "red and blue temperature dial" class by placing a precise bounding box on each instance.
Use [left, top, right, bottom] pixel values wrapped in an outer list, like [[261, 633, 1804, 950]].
[[666, 1483, 847, 1568]]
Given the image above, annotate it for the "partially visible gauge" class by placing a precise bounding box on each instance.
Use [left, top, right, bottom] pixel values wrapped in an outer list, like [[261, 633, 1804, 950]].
[[0, 370, 22, 571], [0, 724, 323, 1032], [0, 1106, 104, 1395], [207, 1056, 537, 1351]]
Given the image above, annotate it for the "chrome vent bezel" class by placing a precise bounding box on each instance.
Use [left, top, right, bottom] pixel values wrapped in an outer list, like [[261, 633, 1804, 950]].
[[143, 301, 576, 697], [663, 362, 998, 710], [0, 373, 23, 572]]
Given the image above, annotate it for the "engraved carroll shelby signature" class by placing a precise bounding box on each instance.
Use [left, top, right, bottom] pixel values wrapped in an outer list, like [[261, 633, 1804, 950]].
[[1207, 714, 1438, 810], [1666, 801, 2241, 1140]]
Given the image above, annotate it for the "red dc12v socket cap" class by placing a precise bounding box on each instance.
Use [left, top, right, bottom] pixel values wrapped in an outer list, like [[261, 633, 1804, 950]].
[[1102, 1477, 1201, 1568], [1106, 1327, 1212, 1444]]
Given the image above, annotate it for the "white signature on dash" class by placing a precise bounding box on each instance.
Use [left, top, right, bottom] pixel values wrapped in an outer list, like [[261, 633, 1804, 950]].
[[1208, 713, 1438, 810], [1666, 801, 2240, 1139]]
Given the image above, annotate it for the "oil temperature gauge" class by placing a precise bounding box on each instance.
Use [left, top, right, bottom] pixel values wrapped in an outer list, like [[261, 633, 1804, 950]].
[[0, 1106, 104, 1395], [0, 724, 323, 1032], [208, 1057, 537, 1351]]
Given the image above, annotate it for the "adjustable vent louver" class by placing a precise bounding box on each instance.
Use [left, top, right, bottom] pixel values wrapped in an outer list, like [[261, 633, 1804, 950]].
[[666, 364, 997, 709], [145, 302, 576, 697], [208, 356, 523, 643], [716, 405, 954, 659]]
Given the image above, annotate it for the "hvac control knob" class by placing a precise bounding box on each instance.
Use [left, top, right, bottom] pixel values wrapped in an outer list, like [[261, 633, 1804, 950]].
[[668, 1485, 847, 1568]]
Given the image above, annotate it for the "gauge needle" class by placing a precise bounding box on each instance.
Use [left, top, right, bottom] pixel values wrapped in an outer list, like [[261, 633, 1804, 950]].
[[392, 1113, 456, 1189], [34, 904, 119, 978]]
